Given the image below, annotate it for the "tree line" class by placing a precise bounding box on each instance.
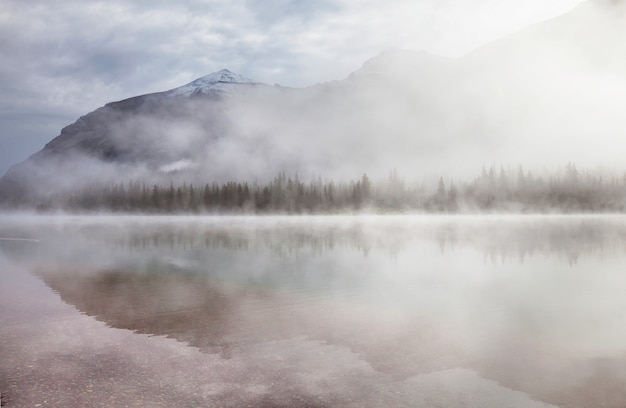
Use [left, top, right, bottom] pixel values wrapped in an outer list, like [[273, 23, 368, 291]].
[[37, 164, 626, 213]]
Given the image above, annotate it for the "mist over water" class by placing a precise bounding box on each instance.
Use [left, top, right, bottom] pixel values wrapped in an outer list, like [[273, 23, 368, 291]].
[[3, 2, 626, 407], [2, 215, 626, 406]]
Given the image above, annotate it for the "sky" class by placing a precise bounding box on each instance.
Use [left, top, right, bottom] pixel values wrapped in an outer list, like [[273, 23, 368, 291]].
[[0, 0, 586, 177]]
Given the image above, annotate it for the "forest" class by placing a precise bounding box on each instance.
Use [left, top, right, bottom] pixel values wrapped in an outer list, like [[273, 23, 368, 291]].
[[36, 164, 626, 213]]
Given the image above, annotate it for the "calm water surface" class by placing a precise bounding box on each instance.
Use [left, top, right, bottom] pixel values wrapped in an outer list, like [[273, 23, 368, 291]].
[[1, 215, 626, 407]]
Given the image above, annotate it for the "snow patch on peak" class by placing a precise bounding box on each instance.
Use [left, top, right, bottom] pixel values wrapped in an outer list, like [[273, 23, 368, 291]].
[[167, 69, 262, 97], [194, 69, 257, 85]]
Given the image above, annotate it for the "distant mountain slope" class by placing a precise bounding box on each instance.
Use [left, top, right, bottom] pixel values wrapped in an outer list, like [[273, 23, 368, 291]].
[[452, 0, 626, 170], [1, 0, 625, 207]]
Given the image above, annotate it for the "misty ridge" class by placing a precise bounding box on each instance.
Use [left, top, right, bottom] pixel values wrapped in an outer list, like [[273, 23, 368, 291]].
[[1, 0, 626, 211]]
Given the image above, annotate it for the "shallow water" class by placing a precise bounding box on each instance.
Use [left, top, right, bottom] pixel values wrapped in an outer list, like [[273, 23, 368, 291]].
[[1, 215, 626, 407]]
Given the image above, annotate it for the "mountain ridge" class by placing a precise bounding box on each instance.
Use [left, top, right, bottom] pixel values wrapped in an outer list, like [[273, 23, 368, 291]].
[[2, 0, 626, 207]]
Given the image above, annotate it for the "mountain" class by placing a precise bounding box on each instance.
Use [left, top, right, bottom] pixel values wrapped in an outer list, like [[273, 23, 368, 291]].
[[452, 0, 626, 170], [166, 69, 263, 97], [1, 0, 626, 207], [0, 70, 274, 204]]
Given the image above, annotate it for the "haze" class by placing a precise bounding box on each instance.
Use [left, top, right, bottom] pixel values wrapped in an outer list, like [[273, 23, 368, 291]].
[[3, 215, 626, 406], [0, 0, 587, 178]]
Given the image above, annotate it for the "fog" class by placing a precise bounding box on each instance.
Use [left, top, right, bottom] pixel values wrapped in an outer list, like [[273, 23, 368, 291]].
[[3, 2, 626, 406], [2, 215, 626, 406], [1, 1, 625, 207]]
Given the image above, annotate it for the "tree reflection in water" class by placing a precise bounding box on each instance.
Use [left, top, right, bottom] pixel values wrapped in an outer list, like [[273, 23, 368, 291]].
[[3, 215, 626, 407]]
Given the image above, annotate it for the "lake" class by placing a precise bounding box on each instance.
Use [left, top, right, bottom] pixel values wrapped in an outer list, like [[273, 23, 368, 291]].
[[1, 215, 626, 407]]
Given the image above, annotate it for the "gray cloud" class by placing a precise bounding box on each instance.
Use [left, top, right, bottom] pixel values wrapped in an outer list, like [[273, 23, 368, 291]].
[[0, 0, 585, 176]]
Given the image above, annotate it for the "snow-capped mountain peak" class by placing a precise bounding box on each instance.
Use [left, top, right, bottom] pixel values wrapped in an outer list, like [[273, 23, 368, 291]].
[[189, 69, 258, 86], [167, 69, 262, 97]]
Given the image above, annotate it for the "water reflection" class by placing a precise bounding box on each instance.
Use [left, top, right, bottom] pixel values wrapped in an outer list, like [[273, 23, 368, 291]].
[[3, 215, 625, 262], [2, 215, 626, 407], [102, 216, 626, 264]]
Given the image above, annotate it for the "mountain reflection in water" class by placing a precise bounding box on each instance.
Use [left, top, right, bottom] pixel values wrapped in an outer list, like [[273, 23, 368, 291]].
[[3, 215, 626, 407]]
